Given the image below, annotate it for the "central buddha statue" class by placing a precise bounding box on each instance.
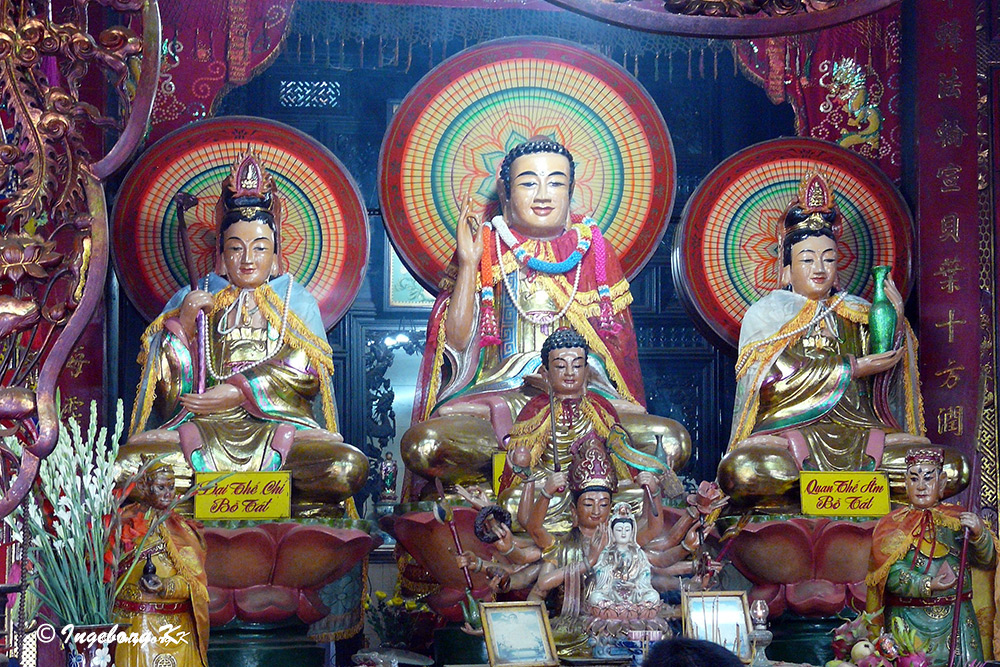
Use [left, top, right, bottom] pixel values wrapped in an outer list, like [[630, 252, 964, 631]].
[[717, 173, 968, 509], [121, 153, 368, 514], [403, 138, 690, 494]]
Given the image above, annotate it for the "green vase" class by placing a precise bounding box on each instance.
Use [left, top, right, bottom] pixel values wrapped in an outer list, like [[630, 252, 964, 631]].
[[869, 265, 897, 354], [461, 590, 482, 630]]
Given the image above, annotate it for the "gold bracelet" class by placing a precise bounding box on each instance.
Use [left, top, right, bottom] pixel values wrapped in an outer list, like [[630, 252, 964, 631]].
[[500, 543, 516, 556], [540, 488, 554, 499]]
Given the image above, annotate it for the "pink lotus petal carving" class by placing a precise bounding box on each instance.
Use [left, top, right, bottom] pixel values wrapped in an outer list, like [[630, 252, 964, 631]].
[[728, 518, 876, 617]]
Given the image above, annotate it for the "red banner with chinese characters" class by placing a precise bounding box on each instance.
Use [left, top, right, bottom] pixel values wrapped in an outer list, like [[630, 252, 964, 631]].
[[915, 0, 979, 467]]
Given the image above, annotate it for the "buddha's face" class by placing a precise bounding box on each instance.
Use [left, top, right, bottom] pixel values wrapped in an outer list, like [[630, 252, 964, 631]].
[[542, 346, 587, 399], [782, 234, 837, 301], [505, 152, 572, 240], [221, 219, 276, 289], [575, 491, 611, 530], [905, 461, 946, 509], [612, 520, 634, 546], [142, 471, 176, 510]]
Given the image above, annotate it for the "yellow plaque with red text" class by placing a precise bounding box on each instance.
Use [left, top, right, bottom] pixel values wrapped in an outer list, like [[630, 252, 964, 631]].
[[194, 472, 291, 520], [799, 471, 890, 517]]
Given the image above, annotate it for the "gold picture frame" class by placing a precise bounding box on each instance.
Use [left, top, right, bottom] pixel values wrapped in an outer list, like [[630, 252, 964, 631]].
[[480, 600, 559, 667], [681, 590, 752, 661]]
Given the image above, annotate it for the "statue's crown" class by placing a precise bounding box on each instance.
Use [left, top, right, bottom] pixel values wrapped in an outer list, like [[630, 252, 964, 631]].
[[610, 501, 634, 525], [782, 171, 840, 237], [569, 438, 618, 494], [904, 447, 945, 469], [221, 151, 276, 219]]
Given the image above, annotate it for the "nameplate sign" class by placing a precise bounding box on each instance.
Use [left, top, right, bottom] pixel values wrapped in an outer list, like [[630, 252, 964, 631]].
[[799, 471, 890, 517], [194, 472, 291, 520]]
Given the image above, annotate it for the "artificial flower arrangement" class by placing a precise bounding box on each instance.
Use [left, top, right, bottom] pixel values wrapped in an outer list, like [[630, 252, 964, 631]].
[[364, 589, 432, 649], [828, 611, 930, 667], [4, 400, 205, 653]]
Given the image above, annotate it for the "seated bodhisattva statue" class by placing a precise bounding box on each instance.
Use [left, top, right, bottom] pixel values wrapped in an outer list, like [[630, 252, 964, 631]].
[[717, 173, 967, 509], [402, 137, 690, 497], [121, 153, 368, 514]]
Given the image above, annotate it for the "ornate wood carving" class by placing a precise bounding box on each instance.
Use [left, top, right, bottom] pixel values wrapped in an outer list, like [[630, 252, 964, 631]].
[[0, 0, 160, 517], [544, 0, 899, 38]]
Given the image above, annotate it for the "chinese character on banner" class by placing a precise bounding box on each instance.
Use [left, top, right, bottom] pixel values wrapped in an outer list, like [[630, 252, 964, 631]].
[[939, 214, 960, 242], [937, 68, 962, 99], [935, 119, 968, 148], [937, 405, 964, 436], [935, 359, 965, 390], [934, 309, 967, 343], [935, 19, 963, 52], [936, 164, 962, 192], [934, 258, 964, 293]]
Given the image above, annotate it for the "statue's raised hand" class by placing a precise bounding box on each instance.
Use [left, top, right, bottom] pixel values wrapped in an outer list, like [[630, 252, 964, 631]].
[[544, 471, 568, 496], [456, 194, 484, 268]]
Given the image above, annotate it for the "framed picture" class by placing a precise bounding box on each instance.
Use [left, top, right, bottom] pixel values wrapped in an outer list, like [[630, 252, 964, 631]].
[[682, 590, 752, 660], [480, 601, 559, 667]]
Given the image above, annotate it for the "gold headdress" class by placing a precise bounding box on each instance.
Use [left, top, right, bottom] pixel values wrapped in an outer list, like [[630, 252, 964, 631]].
[[781, 171, 841, 237], [569, 438, 618, 495], [775, 172, 842, 287], [214, 151, 285, 275]]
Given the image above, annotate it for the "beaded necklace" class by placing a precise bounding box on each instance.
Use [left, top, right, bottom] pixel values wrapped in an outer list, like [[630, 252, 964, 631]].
[[204, 276, 294, 382], [494, 224, 581, 326], [475, 215, 621, 345], [490, 215, 593, 274]]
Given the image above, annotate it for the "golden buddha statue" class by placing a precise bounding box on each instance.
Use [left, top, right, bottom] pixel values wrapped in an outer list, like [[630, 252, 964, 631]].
[[114, 463, 209, 667], [716, 173, 968, 509], [402, 137, 690, 495], [121, 153, 368, 513]]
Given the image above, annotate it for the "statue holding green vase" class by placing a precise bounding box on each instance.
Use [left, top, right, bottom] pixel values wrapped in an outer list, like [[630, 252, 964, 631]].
[[869, 265, 898, 355], [717, 173, 968, 509]]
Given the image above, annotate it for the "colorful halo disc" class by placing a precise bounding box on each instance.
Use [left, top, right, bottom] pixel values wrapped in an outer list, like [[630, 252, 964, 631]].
[[112, 116, 369, 330], [379, 37, 676, 291], [673, 137, 913, 349]]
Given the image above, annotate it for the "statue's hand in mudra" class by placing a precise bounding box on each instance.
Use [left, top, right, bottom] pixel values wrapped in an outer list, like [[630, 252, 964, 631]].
[[179, 383, 243, 415], [456, 194, 484, 269], [178, 289, 215, 344], [852, 347, 905, 378]]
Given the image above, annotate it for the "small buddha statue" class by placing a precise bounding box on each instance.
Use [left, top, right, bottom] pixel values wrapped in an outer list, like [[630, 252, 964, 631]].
[[401, 137, 690, 496], [121, 152, 368, 513], [717, 173, 968, 509]]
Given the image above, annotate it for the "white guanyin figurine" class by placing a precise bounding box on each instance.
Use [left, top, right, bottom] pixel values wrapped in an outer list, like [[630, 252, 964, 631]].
[[588, 502, 661, 621]]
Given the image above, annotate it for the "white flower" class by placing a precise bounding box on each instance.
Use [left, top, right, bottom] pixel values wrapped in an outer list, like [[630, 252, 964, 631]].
[[91, 645, 111, 667], [56, 495, 73, 523]]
